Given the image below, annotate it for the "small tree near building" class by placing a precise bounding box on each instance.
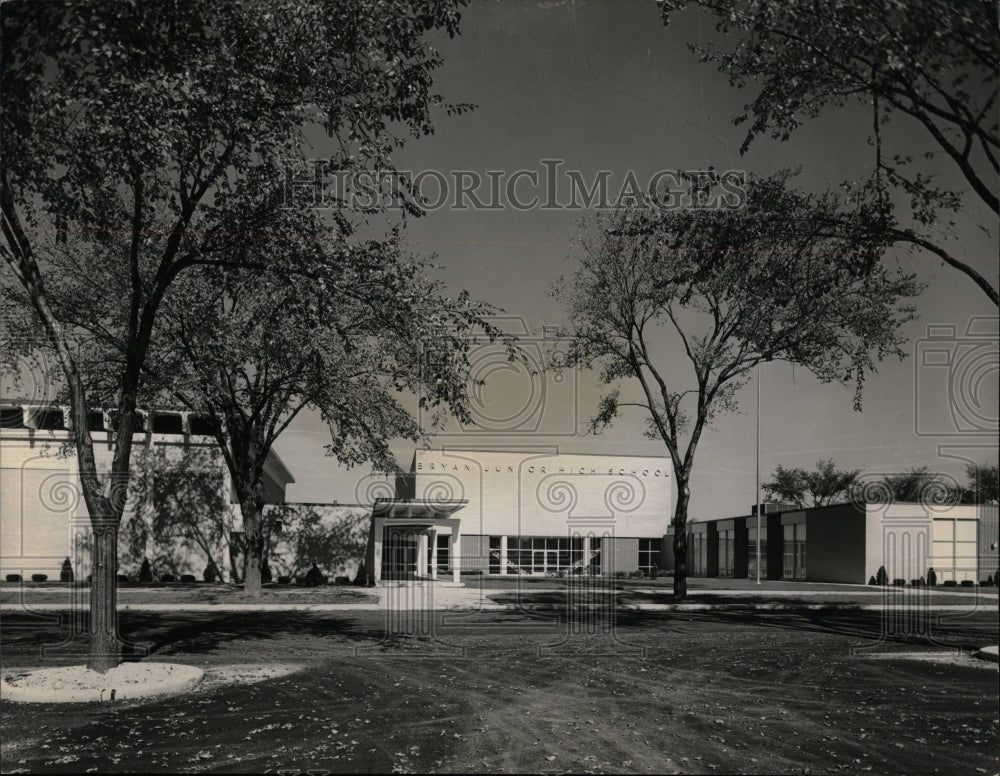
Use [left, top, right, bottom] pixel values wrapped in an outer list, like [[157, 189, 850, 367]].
[[160, 240, 506, 597], [554, 173, 921, 600]]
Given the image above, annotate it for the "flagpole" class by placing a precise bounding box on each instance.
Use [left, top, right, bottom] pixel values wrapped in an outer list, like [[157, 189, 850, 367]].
[[756, 362, 761, 585]]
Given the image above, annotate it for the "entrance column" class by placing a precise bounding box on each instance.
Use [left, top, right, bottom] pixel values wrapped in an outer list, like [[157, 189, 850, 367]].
[[417, 531, 429, 579], [500, 535, 508, 576], [451, 531, 461, 583], [430, 529, 438, 580]]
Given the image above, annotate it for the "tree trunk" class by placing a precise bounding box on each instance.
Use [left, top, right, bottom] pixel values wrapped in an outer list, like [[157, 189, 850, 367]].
[[240, 481, 266, 598], [87, 520, 120, 672], [672, 482, 690, 601]]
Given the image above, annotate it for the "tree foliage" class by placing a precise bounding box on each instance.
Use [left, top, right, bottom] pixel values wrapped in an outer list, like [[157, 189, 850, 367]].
[[0, 0, 469, 669], [863, 462, 999, 505], [865, 466, 959, 505], [658, 0, 999, 303], [157, 234, 506, 596], [554, 173, 921, 599], [963, 462, 999, 505], [764, 459, 864, 508]]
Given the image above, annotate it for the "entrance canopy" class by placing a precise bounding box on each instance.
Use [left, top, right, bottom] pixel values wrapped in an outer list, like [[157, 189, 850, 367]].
[[372, 498, 467, 520], [366, 499, 468, 584]]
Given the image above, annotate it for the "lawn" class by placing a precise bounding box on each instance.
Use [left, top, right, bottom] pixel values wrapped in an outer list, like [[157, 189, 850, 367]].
[[0, 582, 376, 606], [1, 606, 997, 774]]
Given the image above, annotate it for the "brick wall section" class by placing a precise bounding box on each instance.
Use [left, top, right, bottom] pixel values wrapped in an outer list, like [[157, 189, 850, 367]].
[[460, 534, 489, 572], [602, 537, 638, 575]]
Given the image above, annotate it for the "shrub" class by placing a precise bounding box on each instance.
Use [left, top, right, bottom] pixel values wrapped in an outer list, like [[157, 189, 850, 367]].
[[60, 557, 74, 583], [277, 575, 292, 585], [304, 565, 326, 586], [942, 579, 957, 587], [117, 574, 130, 585], [5, 574, 21, 583], [138, 559, 153, 584], [180, 574, 197, 584], [335, 575, 350, 586], [261, 558, 273, 584], [160, 574, 176, 583], [892, 578, 906, 587], [203, 564, 219, 583], [868, 575, 877, 585], [614, 571, 627, 578], [910, 578, 923, 587], [31, 573, 48, 583], [650, 567, 659, 580], [960, 579, 975, 587]]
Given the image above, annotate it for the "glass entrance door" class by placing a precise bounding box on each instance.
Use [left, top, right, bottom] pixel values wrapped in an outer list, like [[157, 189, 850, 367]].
[[383, 530, 418, 579]]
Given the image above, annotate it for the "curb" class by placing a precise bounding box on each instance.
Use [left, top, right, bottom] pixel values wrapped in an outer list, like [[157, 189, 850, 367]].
[[0, 662, 204, 703], [0, 601, 992, 613], [975, 645, 999, 663]]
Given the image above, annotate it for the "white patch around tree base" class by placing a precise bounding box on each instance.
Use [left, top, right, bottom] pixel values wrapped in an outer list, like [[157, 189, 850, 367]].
[[1, 662, 204, 703]]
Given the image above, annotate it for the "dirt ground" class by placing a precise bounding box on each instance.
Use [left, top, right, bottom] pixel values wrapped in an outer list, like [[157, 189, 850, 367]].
[[1, 606, 997, 774]]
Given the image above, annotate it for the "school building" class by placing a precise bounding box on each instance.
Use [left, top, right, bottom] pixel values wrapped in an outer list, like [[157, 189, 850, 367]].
[[665, 501, 999, 585], [0, 401, 294, 582], [364, 448, 672, 582]]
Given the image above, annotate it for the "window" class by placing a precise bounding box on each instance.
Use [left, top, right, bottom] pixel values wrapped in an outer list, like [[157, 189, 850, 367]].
[[35, 409, 65, 430], [783, 523, 806, 579], [434, 534, 450, 572], [588, 536, 602, 575], [151, 413, 184, 434], [188, 414, 219, 436], [505, 536, 583, 575], [0, 408, 24, 428], [748, 525, 767, 579], [638, 539, 661, 573], [717, 529, 735, 577], [689, 533, 707, 576], [932, 518, 979, 583], [488, 536, 501, 574]]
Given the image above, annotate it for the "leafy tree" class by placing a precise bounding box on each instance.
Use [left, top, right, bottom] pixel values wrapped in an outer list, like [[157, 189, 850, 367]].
[[764, 459, 864, 508], [553, 174, 921, 599], [961, 462, 999, 504], [658, 0, 999, 304], [157, 236, 504, 596], [0, 0, 468, 670], [866, 466, 957, 504]]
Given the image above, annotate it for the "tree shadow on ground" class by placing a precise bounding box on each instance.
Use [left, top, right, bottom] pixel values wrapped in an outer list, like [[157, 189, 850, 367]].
[[615, 608, 998, 651], [121, 611, 377, 658], [0, 611, 389, 665]]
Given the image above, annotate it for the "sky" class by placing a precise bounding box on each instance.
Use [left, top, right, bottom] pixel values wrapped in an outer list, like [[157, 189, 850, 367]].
[[273, 0, 999, 521]]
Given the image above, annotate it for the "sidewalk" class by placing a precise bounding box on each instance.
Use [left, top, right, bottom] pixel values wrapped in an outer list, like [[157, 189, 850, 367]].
[[1, 580, 996, 612]]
